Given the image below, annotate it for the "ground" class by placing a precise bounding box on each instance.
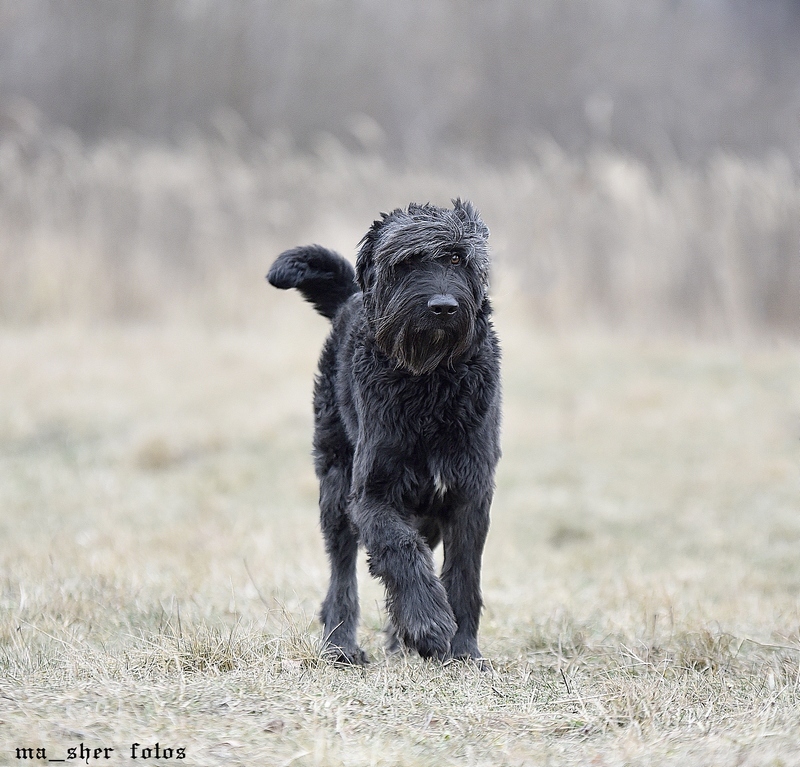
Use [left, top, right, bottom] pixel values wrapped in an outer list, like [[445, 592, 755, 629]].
[[1, 297, 799, 766]]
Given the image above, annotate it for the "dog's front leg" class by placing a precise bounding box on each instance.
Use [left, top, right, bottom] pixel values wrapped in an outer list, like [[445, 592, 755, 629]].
[[317, 458, 367, 665], [441, 498, 491, 660], [351, 494, 457, 660]]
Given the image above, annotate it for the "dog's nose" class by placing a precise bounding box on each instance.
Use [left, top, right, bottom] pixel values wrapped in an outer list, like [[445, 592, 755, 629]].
[[427, 294, 458, 317]]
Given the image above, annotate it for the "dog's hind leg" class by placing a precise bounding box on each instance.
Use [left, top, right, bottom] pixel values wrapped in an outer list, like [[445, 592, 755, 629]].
[[440, 498, 491, 660], [415, 517, 442, 550], [318, 461, 366, 665]]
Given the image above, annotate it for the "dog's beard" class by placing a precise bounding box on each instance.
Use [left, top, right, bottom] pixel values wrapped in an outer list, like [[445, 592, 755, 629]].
[[375, 308, 476, 375]]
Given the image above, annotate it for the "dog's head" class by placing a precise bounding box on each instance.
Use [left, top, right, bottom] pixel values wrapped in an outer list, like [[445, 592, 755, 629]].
[[355, 199, 491, 375]]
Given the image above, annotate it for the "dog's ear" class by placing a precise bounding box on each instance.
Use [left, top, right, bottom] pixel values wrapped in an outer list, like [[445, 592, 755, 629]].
[[356, 214, 387, 292], [355, 233, 375, 293], [452, 198, 489, 241]]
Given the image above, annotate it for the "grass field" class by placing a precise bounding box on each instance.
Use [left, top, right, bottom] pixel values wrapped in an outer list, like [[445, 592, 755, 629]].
[[1, 293, 799, 765]]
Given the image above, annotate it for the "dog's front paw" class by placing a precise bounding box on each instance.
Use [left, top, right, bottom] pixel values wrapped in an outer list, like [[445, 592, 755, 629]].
[[390, 580, 457, 661], [324, 643, 369, 666], [412, 621, 455, 661], [449, 635, 482, 662]]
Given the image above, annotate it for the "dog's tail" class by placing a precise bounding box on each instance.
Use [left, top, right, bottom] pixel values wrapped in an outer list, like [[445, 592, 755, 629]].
[[266, 245, 359, 320]]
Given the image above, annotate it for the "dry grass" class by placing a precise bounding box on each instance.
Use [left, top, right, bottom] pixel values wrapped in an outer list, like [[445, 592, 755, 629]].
[[1, 293, 799, 764]]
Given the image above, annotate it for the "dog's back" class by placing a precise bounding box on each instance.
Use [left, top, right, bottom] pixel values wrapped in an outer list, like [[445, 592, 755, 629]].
[[267, 245, 358, 320]]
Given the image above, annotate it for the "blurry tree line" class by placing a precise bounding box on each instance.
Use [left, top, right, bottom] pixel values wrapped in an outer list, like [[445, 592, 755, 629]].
[[1, 0, 799, 164]]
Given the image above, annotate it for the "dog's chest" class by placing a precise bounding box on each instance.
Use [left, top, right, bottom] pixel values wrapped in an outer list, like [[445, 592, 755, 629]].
[[399, 378, 475, 500], [397, 376, 469, 439], [348, 349, 498, 508]]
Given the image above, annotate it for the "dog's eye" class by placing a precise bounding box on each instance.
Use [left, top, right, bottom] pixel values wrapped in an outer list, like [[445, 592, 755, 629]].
[[449, 254, 461, 265]]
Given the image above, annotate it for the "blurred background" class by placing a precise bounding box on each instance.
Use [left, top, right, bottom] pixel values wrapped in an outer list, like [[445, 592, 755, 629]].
[[0, 0, 798, 335]]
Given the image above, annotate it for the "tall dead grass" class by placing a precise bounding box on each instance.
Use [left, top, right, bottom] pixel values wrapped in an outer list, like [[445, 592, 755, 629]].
[[0, 119, 797, 335]]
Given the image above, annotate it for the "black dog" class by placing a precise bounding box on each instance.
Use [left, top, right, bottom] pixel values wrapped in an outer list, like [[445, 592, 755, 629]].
[[267, 199, 501, 663]]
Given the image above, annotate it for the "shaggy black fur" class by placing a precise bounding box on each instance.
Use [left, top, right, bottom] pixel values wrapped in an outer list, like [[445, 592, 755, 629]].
[[267, 199, 501, 664]]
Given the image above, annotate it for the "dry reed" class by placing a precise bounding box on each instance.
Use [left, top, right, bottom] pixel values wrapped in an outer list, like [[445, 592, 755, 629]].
[[0, 120, 797, 336]]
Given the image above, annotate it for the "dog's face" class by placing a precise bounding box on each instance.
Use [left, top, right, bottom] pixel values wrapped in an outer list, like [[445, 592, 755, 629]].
[[355, 199, 490, 375]]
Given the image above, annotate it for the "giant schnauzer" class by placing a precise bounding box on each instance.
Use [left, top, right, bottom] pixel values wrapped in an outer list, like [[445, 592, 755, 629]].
[[267, 199, 501, 664]]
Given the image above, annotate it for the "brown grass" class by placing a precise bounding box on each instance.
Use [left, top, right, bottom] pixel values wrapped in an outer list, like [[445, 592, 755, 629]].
[[1, 294, 799, 764]]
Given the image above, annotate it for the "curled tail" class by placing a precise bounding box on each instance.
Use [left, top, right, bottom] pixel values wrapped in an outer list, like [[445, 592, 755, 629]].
[[266, 245, 359, 320]]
